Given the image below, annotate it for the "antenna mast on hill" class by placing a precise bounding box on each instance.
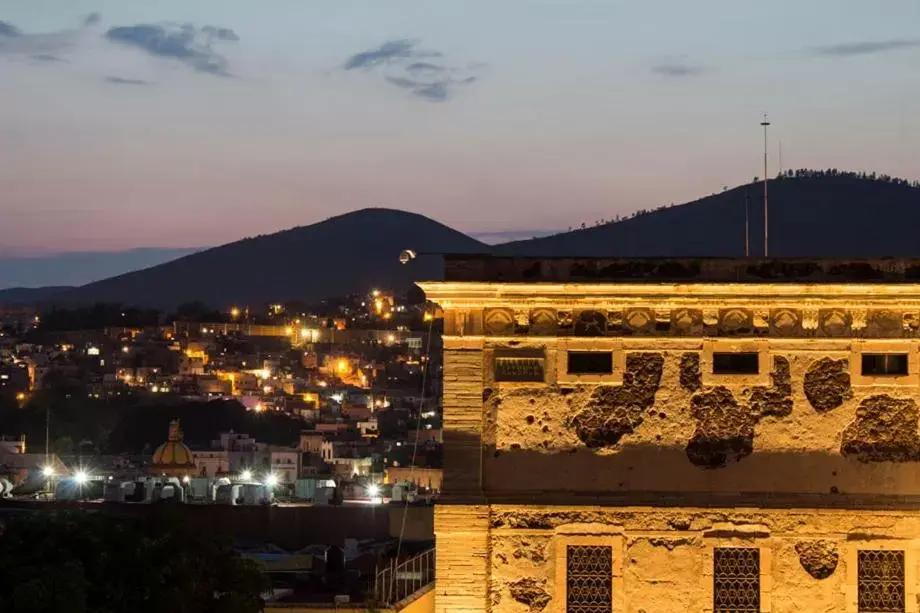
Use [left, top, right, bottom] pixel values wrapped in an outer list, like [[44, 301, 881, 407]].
[[778, 139, 783, 175], [760, 113, 771, 257], [744, 189, 750, 257]]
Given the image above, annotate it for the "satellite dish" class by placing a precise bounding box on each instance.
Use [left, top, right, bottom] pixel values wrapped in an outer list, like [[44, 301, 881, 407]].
[[399, 249, 417, 265]]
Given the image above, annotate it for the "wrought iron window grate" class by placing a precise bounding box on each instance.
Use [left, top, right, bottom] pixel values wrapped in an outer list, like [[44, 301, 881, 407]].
[[858, 550, 905, 613], [566, 545, 612, 613], [713, 547, 760, 613]]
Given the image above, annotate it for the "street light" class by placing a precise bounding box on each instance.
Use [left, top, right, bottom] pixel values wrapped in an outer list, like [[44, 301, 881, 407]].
[[264, 474, 278, 488], [241, 469, 253, 481], [42, 465, 55, 478]]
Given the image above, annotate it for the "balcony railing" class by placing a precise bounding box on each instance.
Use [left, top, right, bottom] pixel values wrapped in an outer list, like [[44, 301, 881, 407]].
[[373, 548, 435, 608]]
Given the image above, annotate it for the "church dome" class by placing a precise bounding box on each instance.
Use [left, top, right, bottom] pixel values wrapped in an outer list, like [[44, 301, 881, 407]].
[[151, 420, 196, 476]]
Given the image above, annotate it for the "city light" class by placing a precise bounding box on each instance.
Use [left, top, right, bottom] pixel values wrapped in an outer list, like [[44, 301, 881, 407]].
[[15, 392, 26, 401], [182, 475, 190, 484], [241, 469, 253, 481], [74, 471, 88, 484], [264, 474, 278, 487], [253, 402, 265, 413], [337, 359, 348, 373], [42, 465, 55, 478], [372, 289, 380, 297], [230, 307, 241, 318], [284, 326, 294, 336], [387, 334, 396, 344], [87, 346, 100, 356], [259, 368, 271, 380]]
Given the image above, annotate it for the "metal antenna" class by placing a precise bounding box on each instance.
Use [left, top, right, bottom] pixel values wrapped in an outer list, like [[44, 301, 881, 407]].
[[778, 139, 783, 175], [760, 114, 771, 257]]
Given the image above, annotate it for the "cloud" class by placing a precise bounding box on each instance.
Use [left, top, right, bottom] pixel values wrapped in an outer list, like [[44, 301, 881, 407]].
[[30, 53, 66, 63], [103, 23, 239, 75], [83, 13, 102, 27], [343, 39, 480, 102], [0, 21, 21, 37], [651, 58, 705, 77], [811, 39, 920, 57], [105, 76, 149, 85]]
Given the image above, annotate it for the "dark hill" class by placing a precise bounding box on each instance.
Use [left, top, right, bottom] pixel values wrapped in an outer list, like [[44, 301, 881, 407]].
[[0, 286, 74, 306], [52, 209, 486, 309], [497, 171, 920, 258]]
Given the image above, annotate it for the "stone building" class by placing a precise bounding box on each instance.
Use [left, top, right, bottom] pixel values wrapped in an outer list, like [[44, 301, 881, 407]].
[[419, 256, 920, 613]]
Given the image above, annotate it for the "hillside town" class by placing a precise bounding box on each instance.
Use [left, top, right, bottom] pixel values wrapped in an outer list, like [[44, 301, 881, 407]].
[[0, 288, 443, 507]]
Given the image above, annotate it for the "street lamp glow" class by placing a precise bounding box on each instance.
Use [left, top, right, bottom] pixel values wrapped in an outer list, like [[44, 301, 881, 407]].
[[74, 471, 88, 484], [264, 474, 278, 487], [42, 465, 55, 478], [367, 484, 380, 497], [241, 469, 253, 481]]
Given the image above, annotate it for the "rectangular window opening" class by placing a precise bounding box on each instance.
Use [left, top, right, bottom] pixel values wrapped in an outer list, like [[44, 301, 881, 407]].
[[861, 354, 909, 377], [713, 547, 760, 613], [858, 550, 904, 612], [566, 545, 612, 613], [712, 352, 760, 375], [567, 351, 614, 375], [495, 357, 544, 383]]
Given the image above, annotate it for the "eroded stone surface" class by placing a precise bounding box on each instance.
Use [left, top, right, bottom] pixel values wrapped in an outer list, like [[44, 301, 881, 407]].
[[841, 394, 920, 462], [686, 357, 793, 468], [568, 353, 664, 448], [748, 356, 793, 417], [508, 578, 551, 612], [803, 358, 852, 413], [794, 540, 838, 579], [685, 385, 754, 468], [679, 352, 701, 392]]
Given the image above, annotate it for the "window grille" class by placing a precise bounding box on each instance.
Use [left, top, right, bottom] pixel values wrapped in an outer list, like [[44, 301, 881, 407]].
[[566, 545, 612, 613], [495, 357, 544, 382], [858, 550, 904, 613], [713, 548, 760, 613]]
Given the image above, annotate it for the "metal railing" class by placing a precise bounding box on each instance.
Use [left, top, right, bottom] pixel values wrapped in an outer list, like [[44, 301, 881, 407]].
[[374, 548, 435, 608]]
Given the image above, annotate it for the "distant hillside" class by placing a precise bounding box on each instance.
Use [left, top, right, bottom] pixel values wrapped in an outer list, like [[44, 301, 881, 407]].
[[0, 286, 74, 306], [0, 247, 198, 290], [52, 209, 486, 309], [497, 171, 920, 258]]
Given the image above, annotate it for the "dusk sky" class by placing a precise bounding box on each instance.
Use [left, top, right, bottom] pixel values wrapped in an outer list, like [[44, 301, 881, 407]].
[[2, 0, 919, 257]]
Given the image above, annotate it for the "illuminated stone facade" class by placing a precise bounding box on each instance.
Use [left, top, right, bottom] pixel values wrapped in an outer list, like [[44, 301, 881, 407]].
[[420, 257, 920, 613]]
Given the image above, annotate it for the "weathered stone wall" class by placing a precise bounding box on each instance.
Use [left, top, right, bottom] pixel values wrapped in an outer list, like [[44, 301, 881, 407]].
[[474, 338, 920, 496], [486, 504, 920, 613]]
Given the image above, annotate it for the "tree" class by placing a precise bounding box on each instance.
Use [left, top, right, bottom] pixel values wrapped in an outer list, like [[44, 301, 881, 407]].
[[0, 510, 268, 613]]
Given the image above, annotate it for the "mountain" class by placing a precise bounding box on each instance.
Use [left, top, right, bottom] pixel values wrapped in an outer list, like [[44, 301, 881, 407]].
[[52, 208, 487, 309], [496, 172, 920, 258], [0, 286, 74, 306], [0, 248, 199, 290]]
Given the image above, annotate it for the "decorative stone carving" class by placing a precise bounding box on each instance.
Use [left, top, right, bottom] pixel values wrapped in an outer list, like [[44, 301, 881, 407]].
[[850, 309, 868, 331], [574, 310, 607, 336], [529, 309, 556, 335], [803, 358, 852, 412], [753, 309, 770, 331], [841, 394, 920, 462], [671, 309, 702, 335], [867, 310, 903, 337], [679, 353, 702, 392], [568, 353, 664, 448], [623, 308, 653, 333], [557, 311, 573, 330], [795, 541, 839, 579], [904, 312, 920, 332], [513, 309, 530, 334], [801, 308, 819, 331], [484, 308, 515, 336], [770, 309, 801, 335], [606, 310, 624, 330], [719, 308, 753, 334], [702, 309, 719, 327], [820, 309, 851, 337], [508, 578, 551, 612]]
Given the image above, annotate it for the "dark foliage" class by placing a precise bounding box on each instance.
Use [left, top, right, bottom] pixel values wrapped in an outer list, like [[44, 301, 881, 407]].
[[0, 510, 267, 613]]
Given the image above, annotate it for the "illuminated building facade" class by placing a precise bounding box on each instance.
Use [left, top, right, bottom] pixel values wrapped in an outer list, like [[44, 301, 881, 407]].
[[420, 256, 920, 613]]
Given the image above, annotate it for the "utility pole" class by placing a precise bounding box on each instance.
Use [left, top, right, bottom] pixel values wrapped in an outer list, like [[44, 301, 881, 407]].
[[760, 114, 771, 257], [45, 404, 50, 466], [778, 139, 783, 176]]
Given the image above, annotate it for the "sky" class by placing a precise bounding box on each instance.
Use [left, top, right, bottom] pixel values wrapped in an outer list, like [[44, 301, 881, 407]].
[[2, 0, 919, 258]]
